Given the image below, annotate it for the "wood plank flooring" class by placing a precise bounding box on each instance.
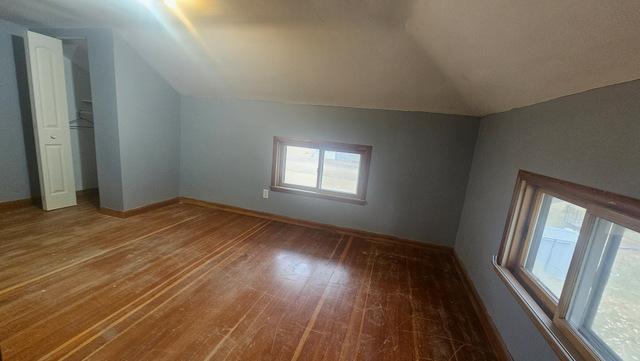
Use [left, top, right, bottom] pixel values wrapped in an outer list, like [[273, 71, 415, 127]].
[[0, 197, 499, 360]]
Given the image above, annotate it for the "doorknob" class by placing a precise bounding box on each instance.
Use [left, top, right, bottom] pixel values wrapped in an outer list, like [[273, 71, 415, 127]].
[[50, 135, 56, 140]]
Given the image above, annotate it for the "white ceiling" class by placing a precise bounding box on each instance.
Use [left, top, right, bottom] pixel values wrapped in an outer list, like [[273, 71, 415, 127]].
[[2, 0, 639, 116]]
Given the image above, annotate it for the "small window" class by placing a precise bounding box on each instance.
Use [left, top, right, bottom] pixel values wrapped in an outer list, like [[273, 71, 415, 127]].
[[495, 171, 640, 361], [523, 194, 587, 299], [271, 137, 372, 204]]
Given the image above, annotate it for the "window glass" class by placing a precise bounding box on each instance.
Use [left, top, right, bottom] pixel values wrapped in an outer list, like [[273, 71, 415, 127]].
[[273, 137, 371, 203], [320, 151, 360, 194], [283, 146, 319, 187], [568, 219, 640, 361], [496, 172, 640, 360], [524, 194, 586, 298]]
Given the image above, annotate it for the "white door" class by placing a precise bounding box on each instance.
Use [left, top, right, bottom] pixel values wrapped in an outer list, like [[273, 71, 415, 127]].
[[25, 31, 77, 210]]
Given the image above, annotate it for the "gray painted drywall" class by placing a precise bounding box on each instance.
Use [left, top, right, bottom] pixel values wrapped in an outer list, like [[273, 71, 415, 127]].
[[63, 40, 98, 191], [113, 35, 180, 210], [180, 97, 479, 246], [36, 27, 125, 210], [455, 79, 640, 361], [0, 20, 39, 202]]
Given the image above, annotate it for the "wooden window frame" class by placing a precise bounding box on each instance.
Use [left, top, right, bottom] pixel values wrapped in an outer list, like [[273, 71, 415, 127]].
[[494, 170, 640, 361], [270, 136, 372, 205]]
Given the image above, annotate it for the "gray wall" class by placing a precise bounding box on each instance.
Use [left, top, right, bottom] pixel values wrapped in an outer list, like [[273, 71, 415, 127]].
[[180, 97, 479, 246], [113, 35, 180, 210], [455, 79, 640, 361], [0, 20, 38, 202]]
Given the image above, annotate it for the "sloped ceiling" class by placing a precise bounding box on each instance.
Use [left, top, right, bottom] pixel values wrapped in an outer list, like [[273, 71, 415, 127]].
[[1, 0, 639, 116]]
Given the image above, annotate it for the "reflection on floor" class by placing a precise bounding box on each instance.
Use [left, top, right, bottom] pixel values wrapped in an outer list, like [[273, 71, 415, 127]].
[[0, 197, 499, 360]]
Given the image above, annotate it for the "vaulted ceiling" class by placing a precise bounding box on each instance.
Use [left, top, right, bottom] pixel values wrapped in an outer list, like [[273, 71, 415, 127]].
[[2, 0, 639, 116]]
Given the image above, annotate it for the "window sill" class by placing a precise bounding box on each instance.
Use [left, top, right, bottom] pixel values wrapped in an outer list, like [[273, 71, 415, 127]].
[[491, 257, 585, 361], [270, 186, 367, 205]]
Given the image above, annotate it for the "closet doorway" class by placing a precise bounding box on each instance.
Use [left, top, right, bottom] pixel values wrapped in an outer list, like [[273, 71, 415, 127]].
[[62, 38, 99, 206], [24, 31, 102, 211]]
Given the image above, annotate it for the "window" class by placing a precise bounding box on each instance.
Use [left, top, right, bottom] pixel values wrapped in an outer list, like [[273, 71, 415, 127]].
[[523, 195, 586, 299], [495, 171, 640, 361], [271, 137, 372, 204]]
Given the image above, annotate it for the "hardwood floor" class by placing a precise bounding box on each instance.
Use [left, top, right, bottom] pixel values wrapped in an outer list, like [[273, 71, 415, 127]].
[[0, 197, 500, 360]]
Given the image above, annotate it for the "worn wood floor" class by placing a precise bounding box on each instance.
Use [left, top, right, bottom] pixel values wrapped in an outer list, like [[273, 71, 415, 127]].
[[0, 197, 498, 361]]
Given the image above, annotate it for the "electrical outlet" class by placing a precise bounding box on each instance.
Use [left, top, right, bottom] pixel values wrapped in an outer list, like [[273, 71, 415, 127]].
[[262, 189, 269, 199]]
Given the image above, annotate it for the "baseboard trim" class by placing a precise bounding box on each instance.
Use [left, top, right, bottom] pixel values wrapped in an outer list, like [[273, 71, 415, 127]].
[[177, 197, 452, 252], [99, 198, 179, 218], [0, 188, 99, 213], [76, 188, 99, 196], [0, 198, 36, 213], [451, 252, 512, 361]]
